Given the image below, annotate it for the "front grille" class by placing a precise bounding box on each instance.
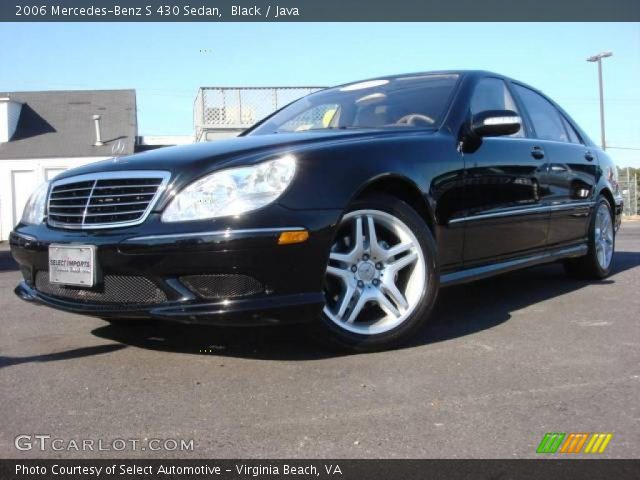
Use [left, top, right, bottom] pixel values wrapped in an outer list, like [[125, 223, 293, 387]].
[[180, 274, 264, 300], [47, 171, 170, 229], [35, 271, 167, 305]]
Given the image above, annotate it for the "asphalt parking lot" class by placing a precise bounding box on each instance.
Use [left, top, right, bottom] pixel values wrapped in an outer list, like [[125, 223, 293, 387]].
[[1, 223, 638, 459]]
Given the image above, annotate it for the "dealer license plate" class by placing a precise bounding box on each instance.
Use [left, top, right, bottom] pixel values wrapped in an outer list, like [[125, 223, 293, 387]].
[[49, 244, 97, 287]]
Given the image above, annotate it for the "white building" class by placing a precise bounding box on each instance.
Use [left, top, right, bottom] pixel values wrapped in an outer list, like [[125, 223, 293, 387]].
[[0, 90, 138, 240]]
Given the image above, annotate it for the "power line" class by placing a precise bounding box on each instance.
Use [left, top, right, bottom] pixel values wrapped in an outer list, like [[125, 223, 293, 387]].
[[607, 146, 640, 151]]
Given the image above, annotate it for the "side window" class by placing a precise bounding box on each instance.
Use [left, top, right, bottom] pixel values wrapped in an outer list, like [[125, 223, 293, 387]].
[[277, 104, 340, 132], [470, 78, 523, 137], [560, 115, 582, 144], [513, 85, 571, 143]]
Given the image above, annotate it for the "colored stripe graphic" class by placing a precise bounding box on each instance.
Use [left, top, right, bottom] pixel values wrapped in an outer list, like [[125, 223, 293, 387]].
[[536, 433, 566, 453], [584, 433, 613, 453], [537, 433, 614, 454], [560, 433, 589, 453]]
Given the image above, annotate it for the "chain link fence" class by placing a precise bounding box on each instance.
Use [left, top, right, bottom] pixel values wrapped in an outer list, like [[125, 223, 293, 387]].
[[194, 87, 324, 141], [618, 169, 638, 216]]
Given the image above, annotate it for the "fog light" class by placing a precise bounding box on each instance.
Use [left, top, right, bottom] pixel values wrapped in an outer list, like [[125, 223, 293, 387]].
[[278, 230, 309, 245]]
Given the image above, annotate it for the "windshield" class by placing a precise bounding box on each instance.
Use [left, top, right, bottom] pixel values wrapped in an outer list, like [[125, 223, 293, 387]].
[[248, 74, 459, 135]]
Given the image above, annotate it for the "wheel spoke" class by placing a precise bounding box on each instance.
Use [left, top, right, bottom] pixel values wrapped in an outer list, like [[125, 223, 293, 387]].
[[329, 216, 366, 265], [382, 279, 409, 310], [346, 290, 370, 324], [384, 241, 413, 261], [367, 215, 383, 259], [596, 243, 605, 266], [329, 251, 354, 264], [336, 285, 357, 320], [326, 265, 351, 282], [353, 216, 365, 257], [387, 251, 419, 275], [375, 290, 401, 318]]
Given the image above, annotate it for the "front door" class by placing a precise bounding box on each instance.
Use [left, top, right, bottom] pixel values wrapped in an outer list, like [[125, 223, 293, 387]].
[[460, 77, 551, 266]]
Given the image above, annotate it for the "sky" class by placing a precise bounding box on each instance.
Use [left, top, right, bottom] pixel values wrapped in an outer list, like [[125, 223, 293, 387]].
[[1, 22, 639, 167]]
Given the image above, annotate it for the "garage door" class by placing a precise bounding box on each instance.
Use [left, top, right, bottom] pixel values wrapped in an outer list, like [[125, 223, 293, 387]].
[[11, 169, 38, 227], [0, 158, 110, 240]]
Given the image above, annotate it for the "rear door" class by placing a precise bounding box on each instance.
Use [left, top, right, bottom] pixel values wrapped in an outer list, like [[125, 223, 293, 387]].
[[461, 77, 551, 265], [511, 84, 597, 248]]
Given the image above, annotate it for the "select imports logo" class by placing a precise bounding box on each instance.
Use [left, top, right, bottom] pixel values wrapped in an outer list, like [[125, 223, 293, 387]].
[[536, 432, 613, 454]]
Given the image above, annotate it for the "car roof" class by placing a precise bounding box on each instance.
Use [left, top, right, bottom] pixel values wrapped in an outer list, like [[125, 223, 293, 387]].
[[330, 70, 553, 105], [332, 70, 499, 85], [331, 70, 541, 92]]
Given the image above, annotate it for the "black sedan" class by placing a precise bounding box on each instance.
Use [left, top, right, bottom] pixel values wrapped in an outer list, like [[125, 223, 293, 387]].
[[10, 71, 624, 351]]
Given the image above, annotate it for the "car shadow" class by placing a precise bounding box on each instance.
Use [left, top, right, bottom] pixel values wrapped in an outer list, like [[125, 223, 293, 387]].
[[91, 251, 640, 360], [0, 249, 19, 272], [0, 344, 126, 369]]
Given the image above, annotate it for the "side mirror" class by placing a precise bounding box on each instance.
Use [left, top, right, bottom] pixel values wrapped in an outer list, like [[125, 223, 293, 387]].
[[470, 110, 521, 137]]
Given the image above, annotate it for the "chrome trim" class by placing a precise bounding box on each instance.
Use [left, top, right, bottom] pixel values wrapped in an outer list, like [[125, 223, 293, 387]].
[[549, 201, 594, 211], [449, 202, 595, 225], [125, 227, 306, 243], [47, 171, 171, 230], [449, 205, 549, 224]]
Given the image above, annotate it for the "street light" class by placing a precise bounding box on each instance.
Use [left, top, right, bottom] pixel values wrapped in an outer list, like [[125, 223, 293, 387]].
[[586, 51, 613, 150]]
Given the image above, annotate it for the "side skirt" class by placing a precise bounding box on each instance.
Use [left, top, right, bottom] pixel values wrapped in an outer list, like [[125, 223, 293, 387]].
[[440, 244, 588, 287]]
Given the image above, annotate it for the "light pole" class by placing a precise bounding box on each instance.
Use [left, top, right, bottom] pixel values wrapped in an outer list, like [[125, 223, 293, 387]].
[[587, 51, 612, 151]]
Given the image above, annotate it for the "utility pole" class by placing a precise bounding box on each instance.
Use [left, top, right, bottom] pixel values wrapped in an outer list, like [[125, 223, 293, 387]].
[[627, 167, 632, 216], [633, 172, 638, 215], [587, 51, 613, 150]]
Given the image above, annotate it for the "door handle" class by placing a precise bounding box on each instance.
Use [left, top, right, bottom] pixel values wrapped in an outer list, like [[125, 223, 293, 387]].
[[531, 146, 545, 160], [584, 151, 595, 162]]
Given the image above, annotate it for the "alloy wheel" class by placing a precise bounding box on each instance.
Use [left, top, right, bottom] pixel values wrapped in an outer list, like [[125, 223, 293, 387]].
[[594, 202, 614, 269], [322, 209, 426, 335]]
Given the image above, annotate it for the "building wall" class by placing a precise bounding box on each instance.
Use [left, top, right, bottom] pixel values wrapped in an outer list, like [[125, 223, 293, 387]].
[[0, 156, 110, 240], [0, 100, 22, 143]]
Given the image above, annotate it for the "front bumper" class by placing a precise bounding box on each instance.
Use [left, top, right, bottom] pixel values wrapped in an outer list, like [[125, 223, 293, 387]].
[[10, 206, 341, 326]]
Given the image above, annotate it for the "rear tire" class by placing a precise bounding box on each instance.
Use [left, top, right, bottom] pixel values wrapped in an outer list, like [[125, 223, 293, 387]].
[[312, 194, 439, 352], [564, 195, 615, 280]]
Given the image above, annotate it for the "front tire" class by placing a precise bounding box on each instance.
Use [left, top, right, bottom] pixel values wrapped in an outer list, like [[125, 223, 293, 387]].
[[564, 195, 615, 279], [313, 194, 439, 352]]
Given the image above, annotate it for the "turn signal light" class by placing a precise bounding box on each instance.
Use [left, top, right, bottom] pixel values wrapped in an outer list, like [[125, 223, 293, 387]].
[[278, 230, 309, 245]]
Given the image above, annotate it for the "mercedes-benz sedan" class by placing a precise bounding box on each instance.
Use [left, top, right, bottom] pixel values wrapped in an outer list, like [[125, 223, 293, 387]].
[[11, 71, 623, 351]]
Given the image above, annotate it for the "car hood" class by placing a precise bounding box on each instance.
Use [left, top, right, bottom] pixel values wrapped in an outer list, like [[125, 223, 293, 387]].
[[54, 129, 434, 184]]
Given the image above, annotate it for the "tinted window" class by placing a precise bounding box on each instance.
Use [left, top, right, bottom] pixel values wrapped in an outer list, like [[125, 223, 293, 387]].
[[278, 104, 340, 132], [471, 78, 523, 137], [560, 115, 582, 144], [249, 74, 459, 135], [513, 85, 570, 143]]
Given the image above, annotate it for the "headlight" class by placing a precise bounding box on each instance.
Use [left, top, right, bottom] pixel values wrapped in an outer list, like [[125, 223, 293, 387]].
[[162, 155, 296, 222], [21, 181, 50, 225]]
